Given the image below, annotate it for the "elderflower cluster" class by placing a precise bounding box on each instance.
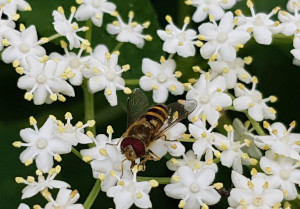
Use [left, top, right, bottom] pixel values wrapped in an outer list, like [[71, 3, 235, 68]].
[[8, 0, 300, 209]]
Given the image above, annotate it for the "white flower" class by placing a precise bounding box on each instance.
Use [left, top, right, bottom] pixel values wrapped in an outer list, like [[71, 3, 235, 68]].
[[290, 33, 300, 65], [75, 0, 116, 27], [148, 123, 186, 158], [157, 16, 198, 57], [235, 1, 280, 45], [166, 150, 218, 173], [0, 0, 31, 18], [17, 56, 75, 105], [277, 9, 300, 36], [88, 44, 131, 106], [208, 57, 252, 89], [15, 116, 72, 173], [185, 0, 237, 22], [107, 171, 154, 209], [233, 78, 277, 121], [44, 188, 84, 209], [18, 203, 29, 209], [229, 171, 283, 209], [260, 150, 300, 200], [56, 112, 93, 146], [198, 12, 250, 62], [139, 58, 184, 103], [2, 26, 46, 66], [287, 0, 300, 13], [106, 11, 152, 48], [53, 6, 89, 49], [164, 166, 221, 209], [186, 73, 232, 125], [232, 118, 262, 158], [17, 165, 70, 199], [255, 121, 300, 161], [0, 13, 15, 51], [49, 41, 92, 86]]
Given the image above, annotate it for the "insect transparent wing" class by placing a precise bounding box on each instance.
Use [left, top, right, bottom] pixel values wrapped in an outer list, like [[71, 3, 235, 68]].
[[127, 89, 149, 127], [153, 99, 197, 139]]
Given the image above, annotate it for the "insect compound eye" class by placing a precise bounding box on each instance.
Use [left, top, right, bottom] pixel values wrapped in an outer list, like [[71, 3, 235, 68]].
[[120, 137, 146, 158]]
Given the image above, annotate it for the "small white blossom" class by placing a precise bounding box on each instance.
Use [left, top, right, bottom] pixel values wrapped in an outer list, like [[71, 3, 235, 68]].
[[75, 0, 116, 27], [255, 121, 300, 161], [164, 166, 221, 209], [186, 73, 232, 125], [198, 12, 250, 62], [290, 33, 300, 65], [107, 11, 151, 48], [0, 0, 31, 18], [185, 0, 237, 23], [139, 58, 184, 103], [208, 57, 252, 89], [53, 6, 89, 49], [2, 26, 46, 66], [260, 150, 300, 200], [107, 171, 154, 209], [17, 56, 75, 105], [277, 9, 300, 36], [18, 203, 30, 209], [88, 44, 130, 106], [229, 171, 283, 209], [18, 165, 70, 199], [166, 150, 218, 173], [16, 117, 72, 173], [157, 16, 198, 57], [233, 78, 277, 122], [56, 112, 93, 146], [148, 123, 186, 158], [287, 0, 300, 13], [0, 13, 15, 51], [49, 41, 92, 86], [235, 1, 280, 45], [44, 188, 84, 209]]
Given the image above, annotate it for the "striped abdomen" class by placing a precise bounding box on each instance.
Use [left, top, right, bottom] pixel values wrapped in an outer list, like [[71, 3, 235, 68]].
[[144, 104, 168, 130]]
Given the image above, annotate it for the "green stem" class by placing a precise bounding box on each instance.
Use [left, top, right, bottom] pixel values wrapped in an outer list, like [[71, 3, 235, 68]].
[[168, 53, 175, 60], [137, 176, 170, 184], [82, 79, 96, 135], [125, 79, 140, 85], [72, 147, 83, 159], [85, 20, 93, 44], [47, 33, 62, 42], [83, 179, 101, 209], [113, 42, 124, 52], [245, 112, 266, 136], [178, 138, 196, 142]]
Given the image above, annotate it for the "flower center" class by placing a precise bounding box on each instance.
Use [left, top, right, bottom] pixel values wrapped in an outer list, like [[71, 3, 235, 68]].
[[231, 141, 241, 152], [251, 91, 262, 102], [92, 0, 102, 8], [113, 161, 122, 172], [105, 71, 116, 81], [252, 196, 263, 207], [70, 58, 80, 68], [281, 135, 290, 143], [64, 123, 74, 133], [280, 169, 291, 180], [36, 74, 47, 84], [36, 138, 48, 149], [217, 32, 228, 43], [176, 32, 186, 42], [189, 183, 200, 193], [18, 43, 30, 53], [125, 181, 136, 193], [253, 16, 264, 26], [199, 93, 210, 104], [157, 73, 168, 83]]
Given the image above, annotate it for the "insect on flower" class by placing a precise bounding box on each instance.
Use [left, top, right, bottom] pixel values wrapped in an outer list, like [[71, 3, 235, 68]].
[[120, 88, 197, 170]]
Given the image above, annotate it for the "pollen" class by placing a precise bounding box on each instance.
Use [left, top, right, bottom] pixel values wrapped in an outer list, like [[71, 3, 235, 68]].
[[247, 181, 254, 189], [269, 107, 276, 114], [12, 13, 20, 21], [160, 56, 166, 63], [106, 88, 112, 96], [290, 120, 296, 128], [172, 175, 179, 182], [248, 103, 255, 107], [192, 115, 198, 123], [270, 96, 277, 103], [178, 41, 183, 46], [65, 112, 73, 120], [198, 35, 205, 41], [19, 23, 25, 31], [146, 35, 153, 41], [251, 168, 257, 176], [124, 87, 132, 94], [24, 92, 33, 101], [99, 148, 107, 156], [70, 190, 78, 199], [244, 139, 251, 147], [122, 64, 130, 71], [264, 167, 272, 174], [246, 0, 253, 8], [76, 0, 83, 4], [241, 153, 249, 159], [119, 180, 125, 186], [95, 13, 101, 19], [82, 155, 92, 162], [152, 85, 158, 90], [171, 158, 178, 164], [13, 141, 22, 148], [13, 60, 20, 67], [214, 150, 221, 158], [250, 158, 258, 165], [170, 144, 177, 149], [146, 72, 152, 77], [87, 120, 95, 127], [188, 78, 196, 84], [185, 0, 192, 5], [169, 85, 177, 92], [201, 133, 207, 138], [2, 38, 9, 46], [54, 154, 62, 162], [196, 40, 203, 47], [202, 203, 208, 209], [25, 159, 33, 166], [98, 173, 106, 181], [214, 183, 223, 190], [192, 66, 201, 72], [241, 73, 248, 79], [57, 6, 64, 14], [178, 200, 185, 208], [29, 116, 37, 125], [149, 179, 159, 187], [58, 94, 66, 102], [209, 53, 217, 62], [143, 21, 150, 28], [244, 56, 253, 64], [206, 159, 213, 165], [27, 176, 35, 183], [71, 6, 76, 14], [50, 94, 58, 101], [15, 177, 25, 184], [25, 5, 32, 11], [237, 83, 245, 90], [165, 15, 172, 23], [111, 11, 119, 17], [86, 131, 94, 138], [222, 68, 229, 73], [72, 22, 79, 30]]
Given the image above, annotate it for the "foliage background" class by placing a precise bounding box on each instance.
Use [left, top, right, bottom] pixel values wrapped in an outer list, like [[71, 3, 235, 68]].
[[0, 0, 300, 208]]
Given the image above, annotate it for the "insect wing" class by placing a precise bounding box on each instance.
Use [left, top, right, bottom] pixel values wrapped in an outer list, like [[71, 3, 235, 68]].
[[127, 89, 149, 127], [153, 99, 197, 139]]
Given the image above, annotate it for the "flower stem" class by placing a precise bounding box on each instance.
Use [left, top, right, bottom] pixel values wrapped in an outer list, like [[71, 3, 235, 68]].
[[82, 79, 96, 135], [245, 111, 266, 136], [113, 42, 124, 52], [83, 179, 101, 209], [85, 20, 93, 44], [137, 176, 170, 184], [125, 79, 140, 85], [168, 53, 175, 60], [72, 147, 82, 159], [47, 33, 62, 42]]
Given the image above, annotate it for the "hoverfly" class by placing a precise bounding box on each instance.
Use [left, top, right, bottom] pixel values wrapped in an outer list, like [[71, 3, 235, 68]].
[[120, 88, 197, 169]]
